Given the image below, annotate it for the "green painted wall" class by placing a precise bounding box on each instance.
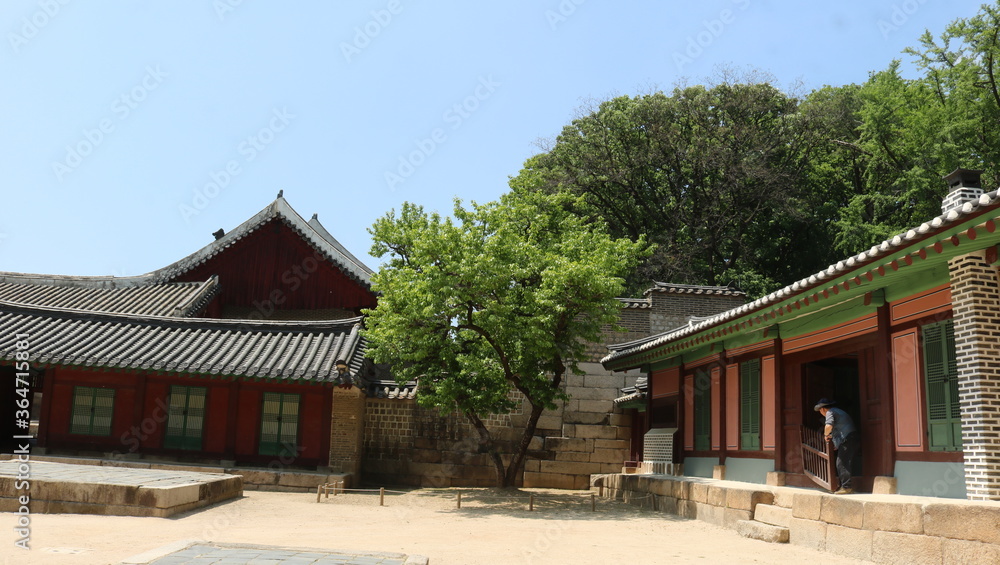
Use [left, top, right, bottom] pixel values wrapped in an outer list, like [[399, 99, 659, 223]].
[[724, 457, 774, 484], [683, 456, 719, 478], [894, 461, 966, 499]]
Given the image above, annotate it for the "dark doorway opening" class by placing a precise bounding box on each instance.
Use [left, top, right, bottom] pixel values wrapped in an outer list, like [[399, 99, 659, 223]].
[[801, 356, 862, 477]]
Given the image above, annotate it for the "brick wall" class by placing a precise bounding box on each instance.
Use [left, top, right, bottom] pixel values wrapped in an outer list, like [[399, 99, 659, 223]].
[[947, 251, 1000, 500], [329, 387, 366, 476], [649, 293, 746, 335]]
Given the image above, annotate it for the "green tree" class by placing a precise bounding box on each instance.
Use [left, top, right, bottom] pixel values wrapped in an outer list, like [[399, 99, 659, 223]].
[[363, 190, 650, 488], [510, 76, 838, 298]]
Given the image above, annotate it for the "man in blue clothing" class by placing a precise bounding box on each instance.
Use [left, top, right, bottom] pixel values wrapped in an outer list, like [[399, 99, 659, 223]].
[[814, 398, 859, 494]]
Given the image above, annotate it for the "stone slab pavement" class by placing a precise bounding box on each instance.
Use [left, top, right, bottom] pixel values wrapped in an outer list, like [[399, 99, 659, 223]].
[[0, 460, 236, 487], [122, 541, 429, 565]]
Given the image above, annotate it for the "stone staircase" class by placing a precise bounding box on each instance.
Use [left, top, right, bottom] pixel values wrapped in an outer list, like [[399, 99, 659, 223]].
[[736, 502, 792, 543]]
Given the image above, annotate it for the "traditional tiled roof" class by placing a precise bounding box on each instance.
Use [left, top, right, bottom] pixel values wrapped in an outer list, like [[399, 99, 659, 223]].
[[615, 297, 652, 309], [368, 380, 418, 400], [144, 196, 373, 288], [0, 274, 219, 317], [0, 300, 365, 383], [643, 282, 745, 297], [603, 188, 1000, 366]]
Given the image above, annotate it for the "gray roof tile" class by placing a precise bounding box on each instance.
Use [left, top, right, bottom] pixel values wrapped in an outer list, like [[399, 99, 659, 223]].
[[0, 301, 365, 383]]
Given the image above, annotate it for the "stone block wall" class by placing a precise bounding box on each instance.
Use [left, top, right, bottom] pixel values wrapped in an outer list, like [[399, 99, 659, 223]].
[[601, 472, 1000, 564], [360, 363, 634, 489], [948, 250, 1000, 500]]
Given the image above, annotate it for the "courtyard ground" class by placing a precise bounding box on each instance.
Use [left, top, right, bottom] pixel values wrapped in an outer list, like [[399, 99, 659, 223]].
[[6, 488, 874, 564]]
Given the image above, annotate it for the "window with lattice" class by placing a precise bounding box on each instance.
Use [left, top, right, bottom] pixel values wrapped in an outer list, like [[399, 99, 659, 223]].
[[922, 320, 962, 452], [740, 358, 761, 450]]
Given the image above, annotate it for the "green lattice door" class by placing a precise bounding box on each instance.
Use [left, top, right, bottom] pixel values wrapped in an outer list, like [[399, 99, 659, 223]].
[[163, 386, 206, 450], [259, 392, 300, 457]]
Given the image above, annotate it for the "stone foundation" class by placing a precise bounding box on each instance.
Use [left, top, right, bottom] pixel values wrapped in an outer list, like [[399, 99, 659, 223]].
[[599, 473, 1000, 564]]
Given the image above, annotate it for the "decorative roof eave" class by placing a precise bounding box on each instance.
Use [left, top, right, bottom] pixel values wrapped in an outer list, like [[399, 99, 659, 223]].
[[602, 191, 1000, 370], [613, 390, 646, 410], [143, 196, 374, 289]]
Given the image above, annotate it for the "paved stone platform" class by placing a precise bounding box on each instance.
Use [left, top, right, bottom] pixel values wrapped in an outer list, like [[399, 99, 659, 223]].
[[0, 460, 242, 517], [122, 541, 428, 565]]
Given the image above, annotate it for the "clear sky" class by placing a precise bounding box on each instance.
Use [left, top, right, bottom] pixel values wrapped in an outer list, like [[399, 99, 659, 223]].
[[1, 0, 988, 277]]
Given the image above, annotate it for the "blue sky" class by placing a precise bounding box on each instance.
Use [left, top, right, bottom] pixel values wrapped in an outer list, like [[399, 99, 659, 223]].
[[1, 0, 988, 277]]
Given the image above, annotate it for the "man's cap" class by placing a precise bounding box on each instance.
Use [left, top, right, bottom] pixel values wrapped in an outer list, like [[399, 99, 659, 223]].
[[814, 398, 837, 411]]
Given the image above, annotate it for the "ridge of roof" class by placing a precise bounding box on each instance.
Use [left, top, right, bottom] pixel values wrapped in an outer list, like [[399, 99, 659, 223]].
[[308, 214, 374, 276], [145, 197, 374, 288], [0, 298, 363, 332], [0, 197, 375, 290], [0, 276, 220, 317], [615, 297, 652, 309], [643, 282, 745, 297], [603, 188, 1000, 365], [0, 272, 191, 288]]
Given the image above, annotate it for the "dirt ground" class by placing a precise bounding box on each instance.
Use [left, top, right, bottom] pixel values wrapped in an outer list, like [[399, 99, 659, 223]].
[[6, 488, 874, 565]]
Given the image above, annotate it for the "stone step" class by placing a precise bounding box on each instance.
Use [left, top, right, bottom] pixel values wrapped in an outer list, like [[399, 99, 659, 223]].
[[736, 520, 789, 544], [753, 503, 792, 528]]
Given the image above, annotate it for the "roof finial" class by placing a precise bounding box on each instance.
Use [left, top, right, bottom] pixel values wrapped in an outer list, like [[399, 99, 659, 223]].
[[277, 189, 284, 199], [311, 213, 318, 220], [212, 229, 225, 240]]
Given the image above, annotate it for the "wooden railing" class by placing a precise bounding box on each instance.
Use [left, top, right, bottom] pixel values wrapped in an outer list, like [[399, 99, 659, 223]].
[[800, 426, 838, 492]]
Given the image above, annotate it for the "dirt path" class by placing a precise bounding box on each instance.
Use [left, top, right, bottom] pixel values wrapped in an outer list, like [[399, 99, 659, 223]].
[[7, 488, 872, 564]]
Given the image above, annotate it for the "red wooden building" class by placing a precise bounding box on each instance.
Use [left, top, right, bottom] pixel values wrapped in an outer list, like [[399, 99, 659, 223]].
[[603, 170, 1000, 501], [0, 196, 378, 469]]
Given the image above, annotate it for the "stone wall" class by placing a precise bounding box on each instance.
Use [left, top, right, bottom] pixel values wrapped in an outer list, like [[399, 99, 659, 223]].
[[600, 472, 1000, 564], [360, 363, 634, 489], [357, 286, 745, 489]]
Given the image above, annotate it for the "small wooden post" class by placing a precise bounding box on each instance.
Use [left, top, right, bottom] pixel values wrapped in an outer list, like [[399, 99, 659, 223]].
[[591, 492, 596, 512], [316, 485, 322, 503], [379, 487, 385, 506], [325, 483, 330, 499], [529, 494, 534, 511], [457, 492, 462, 509]]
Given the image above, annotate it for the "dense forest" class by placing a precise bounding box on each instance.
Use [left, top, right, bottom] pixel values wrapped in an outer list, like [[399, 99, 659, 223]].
[[510, 3, 1000, 298]]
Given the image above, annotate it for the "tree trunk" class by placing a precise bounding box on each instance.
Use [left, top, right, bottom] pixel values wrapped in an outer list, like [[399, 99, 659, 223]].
[[503, 403, 545, 487], [465, 411, 506, 487]]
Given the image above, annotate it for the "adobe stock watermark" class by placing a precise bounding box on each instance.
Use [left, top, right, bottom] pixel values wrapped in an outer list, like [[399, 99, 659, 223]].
[[51, 65, 168, 182], [546, 0, 586, 31], [384, 75, 500, 191], [7, 0, 71, 54], [877, 0, 929, 40], [213, 0, 246, 22], [179, 107, 295, 222], [673, 0, 751, 72], [341, 0, 403, 63]]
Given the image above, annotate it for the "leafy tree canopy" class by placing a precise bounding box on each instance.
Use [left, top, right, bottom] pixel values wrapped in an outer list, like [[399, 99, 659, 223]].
[[362, 190, 651, 487]]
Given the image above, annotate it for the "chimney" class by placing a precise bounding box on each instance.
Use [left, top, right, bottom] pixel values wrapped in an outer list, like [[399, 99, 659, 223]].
[[942, 168, 984, 214]]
